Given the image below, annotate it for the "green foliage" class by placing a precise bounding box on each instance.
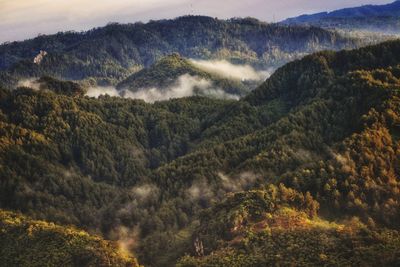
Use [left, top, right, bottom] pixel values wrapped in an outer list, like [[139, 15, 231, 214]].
[[0, 209, 140, 267], [178, 185, 400, 266], [1, 40, 400, 266], [178, 222, 400, 266], [193, 184, 319, 252], [36, 76, 86, 96]]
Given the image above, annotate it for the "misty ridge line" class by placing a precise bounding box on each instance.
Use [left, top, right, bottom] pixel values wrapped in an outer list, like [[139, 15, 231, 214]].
[[85, 59, 273, 102], [85, 74, 239, 102], [14, 59, 272, 102], [122, 74, 241, 102]]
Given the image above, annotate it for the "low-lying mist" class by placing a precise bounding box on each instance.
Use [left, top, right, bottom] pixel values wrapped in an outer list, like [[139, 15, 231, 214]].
[[124, 74, 240, 102], [17, 79, 41, 90], [19, 60, 272, 102], [190, 59, 272, 81], [85, 86, 121, 98], [86, 74, 240, 102]]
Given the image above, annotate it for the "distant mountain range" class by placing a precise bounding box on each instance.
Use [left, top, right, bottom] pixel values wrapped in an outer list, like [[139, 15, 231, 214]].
[[0, 16, 366, 90], [282, 0, 400, 33]]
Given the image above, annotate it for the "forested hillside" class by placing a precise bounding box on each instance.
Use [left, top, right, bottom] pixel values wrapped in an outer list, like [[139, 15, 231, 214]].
[[0, 16, 366, 89], [116, 54, 258, 98], [1, 40, 400, 266], [0, 210, 140, 266]]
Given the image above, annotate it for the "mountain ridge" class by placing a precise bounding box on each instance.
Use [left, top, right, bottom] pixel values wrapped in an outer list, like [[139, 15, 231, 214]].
[[0, 15, 366, 89], [283, 1, 400, 22], [282, 1, 400, 33]]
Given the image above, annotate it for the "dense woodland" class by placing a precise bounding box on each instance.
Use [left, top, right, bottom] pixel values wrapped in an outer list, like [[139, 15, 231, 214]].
[[0, 16, 373, 89], [0, 39, 400, 266]]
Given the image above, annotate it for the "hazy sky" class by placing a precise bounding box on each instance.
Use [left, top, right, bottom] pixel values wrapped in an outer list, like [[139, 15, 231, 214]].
[[0, 0, 394, 43]]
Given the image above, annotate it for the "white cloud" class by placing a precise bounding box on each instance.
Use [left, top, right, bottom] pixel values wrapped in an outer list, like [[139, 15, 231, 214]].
[[123, 74, 239, 102], [218, 172, 258, 192], [85, 86, 120, 97], [185, 171, 260, 203], [191, 59, 272, 81], [108, 225, 140, 257], [186, 179, 214, 201], [84, 74, 240, 102], [131, 184, 159, 201], [17, 79, 40, 90]]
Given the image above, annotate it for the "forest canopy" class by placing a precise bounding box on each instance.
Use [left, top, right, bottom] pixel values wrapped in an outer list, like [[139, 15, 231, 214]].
[[1, 38, 400, 266]]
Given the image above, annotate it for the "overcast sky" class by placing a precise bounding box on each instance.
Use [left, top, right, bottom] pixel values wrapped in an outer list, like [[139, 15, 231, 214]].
[[0, 0, 394, 43]]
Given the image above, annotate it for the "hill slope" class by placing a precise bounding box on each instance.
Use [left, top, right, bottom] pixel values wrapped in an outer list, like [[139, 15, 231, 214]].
[[178, 186, 400, 266], [0, 210, 139, 267], [1, 40, 400, 265]]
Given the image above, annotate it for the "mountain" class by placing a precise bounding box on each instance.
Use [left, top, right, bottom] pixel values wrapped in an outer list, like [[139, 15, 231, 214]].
[[1, 39, 400, 266], [282, 1, 400, 33], [0, 16, 367, 89], [116, 53, 260, 99]]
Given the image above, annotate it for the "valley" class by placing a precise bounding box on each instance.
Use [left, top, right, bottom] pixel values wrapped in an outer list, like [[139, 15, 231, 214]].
[[1, 1, 400, 267]]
